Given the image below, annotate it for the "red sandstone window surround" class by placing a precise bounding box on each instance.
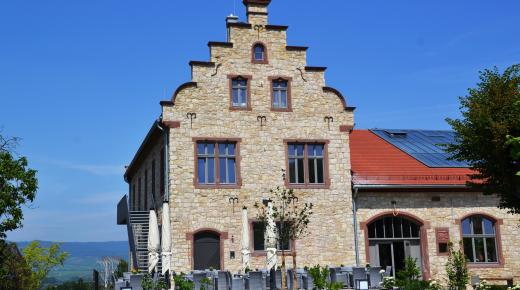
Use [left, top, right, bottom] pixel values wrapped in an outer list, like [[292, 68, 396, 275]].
[[249, 220, 295, 257], [193, 137, 242, 189], [283, 139, 330, 189], [457, 213, 504, 268], [228, 75, 252, 111], [270, 76, 292, 112], [435, 227, 450, 256], [251, 42, 268, 64]]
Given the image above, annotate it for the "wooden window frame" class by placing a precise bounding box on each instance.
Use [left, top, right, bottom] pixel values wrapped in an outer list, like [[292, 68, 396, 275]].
[[360, 211, 432, 280], [251, 42, 268, 64], [228, 75, 252, 111], [151, 159, 156, 204], [193, 137, 242, 189], [131, 183, 136, 211], [456, 213, 504, 268], [138, 177, 142, 211], [249, 219, 296, 257], [283, 139, 330, 189], [269, 76, 292, 112], [144, 169, 148, 211]]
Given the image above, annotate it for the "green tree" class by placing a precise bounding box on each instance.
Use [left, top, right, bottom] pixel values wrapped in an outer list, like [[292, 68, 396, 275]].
[[446, 64, 520, 213], [395, 257, 429, 290], [0, 240, 32, 290], [254, 183, 313, 290], [23, 241, 69, 290], [445, 243, 469, 290], [114, 259, 128, 279], [0, 133, 38, 239]]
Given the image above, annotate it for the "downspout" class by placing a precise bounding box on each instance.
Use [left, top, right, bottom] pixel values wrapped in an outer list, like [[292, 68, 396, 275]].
[[156, 119, 170, 203], [352, 184, 360, 266]]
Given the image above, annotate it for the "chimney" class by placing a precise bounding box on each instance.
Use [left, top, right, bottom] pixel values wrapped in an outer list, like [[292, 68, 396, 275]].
[[226, 14, 239, 42], [243, 0, 271, 25]]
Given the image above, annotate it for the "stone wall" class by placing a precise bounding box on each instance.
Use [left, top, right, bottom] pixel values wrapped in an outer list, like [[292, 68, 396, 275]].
[[161, 11, 355, 273], [128, 134, 165, 213], [356, 191, 520, 284]]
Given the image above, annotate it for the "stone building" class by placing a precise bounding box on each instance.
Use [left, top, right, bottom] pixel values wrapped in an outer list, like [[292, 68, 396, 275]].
[[116, 0, 519, 285], [350, 129, 520, 285], [120, 0, 355, 275]]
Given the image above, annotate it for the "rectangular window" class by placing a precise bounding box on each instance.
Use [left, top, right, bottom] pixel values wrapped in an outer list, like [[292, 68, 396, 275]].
[[252, 221, 291, 252], [152, 160, 156, 204], [144, 170, 148, 211], [272, 79, 288, 109], [287, 142, 327, 187], [231, 77, 248, 108], [160, 148, 165, 197], [197, 143, 216, 184], [132, 183, 136, 211], [138, 177, 142, 210], [196, 140, 239, 187]]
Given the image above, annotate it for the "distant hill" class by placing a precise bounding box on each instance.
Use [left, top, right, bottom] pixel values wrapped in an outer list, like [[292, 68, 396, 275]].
[[17, 241, 128, 283]]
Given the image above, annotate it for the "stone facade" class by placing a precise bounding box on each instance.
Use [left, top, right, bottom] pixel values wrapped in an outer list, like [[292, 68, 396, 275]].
[[356, 190, 520, 284], [159, 0, 355, 273], [122, 0, 519, 285]]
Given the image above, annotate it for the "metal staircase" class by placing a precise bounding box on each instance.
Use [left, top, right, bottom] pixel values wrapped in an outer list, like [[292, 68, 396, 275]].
[[129, 211, 149, 273]]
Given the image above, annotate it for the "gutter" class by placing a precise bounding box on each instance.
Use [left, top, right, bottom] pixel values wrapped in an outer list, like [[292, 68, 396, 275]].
[[353, 184, 469, 189]]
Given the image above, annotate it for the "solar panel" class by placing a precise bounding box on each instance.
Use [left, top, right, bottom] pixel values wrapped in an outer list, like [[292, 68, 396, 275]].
[[371, 129, 470, 168]]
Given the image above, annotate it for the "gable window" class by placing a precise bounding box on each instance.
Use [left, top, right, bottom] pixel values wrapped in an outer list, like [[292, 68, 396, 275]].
[[252, 221, 291, 251], [232, 78, 248, 108], [286, 141, 329, 188], [461, 215, 498, 263], [270, 77, 292, 111], [252, 43, 268, 64], [228, 75, 252, 110], [195, 138, 241, 188]]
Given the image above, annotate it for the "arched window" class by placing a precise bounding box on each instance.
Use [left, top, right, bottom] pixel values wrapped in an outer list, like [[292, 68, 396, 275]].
[[252, 43, 267, 63], [461, 215, 498, 263]]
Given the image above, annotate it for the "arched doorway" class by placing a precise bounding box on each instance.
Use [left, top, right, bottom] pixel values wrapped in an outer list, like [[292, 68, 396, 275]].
[[193, 231, 221, 270], [366, 215, 423, 276]]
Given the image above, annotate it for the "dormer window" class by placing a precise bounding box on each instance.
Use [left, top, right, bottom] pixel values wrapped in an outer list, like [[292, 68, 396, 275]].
[[228, 75, 252, 110], [252, 43, 268, 64]]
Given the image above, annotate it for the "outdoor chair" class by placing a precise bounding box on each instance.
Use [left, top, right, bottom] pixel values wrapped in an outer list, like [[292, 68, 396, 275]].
[[217, 271, 232, 290], [129, 274, 143, 290], [302, 273, 314, 290], [193, 272, 209, 290], [368, 266, 382, 288], [232, 277, 245, 290], [384, 266, 392, 277], [275, 269, 282, 290], [330, 267, 349, 288], [287, 269, 303, 290], [352, 267, 368, 290], [471, 275, 481, 288], [248, 271, 266, 290]]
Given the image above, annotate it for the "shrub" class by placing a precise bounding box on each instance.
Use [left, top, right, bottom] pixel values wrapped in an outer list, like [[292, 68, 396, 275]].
[[445, 243, 469, 290]]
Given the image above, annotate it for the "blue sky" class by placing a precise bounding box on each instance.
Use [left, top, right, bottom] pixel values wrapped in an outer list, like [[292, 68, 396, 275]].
[[1, 0, 519, 242]]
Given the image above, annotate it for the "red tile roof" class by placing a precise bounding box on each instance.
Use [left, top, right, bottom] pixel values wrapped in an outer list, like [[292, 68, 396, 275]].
[[350, 130, 475, 186]]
